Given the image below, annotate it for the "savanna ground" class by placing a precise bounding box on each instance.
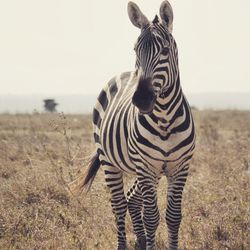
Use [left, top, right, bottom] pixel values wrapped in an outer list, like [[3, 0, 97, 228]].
[[0, 110, 249, 250]]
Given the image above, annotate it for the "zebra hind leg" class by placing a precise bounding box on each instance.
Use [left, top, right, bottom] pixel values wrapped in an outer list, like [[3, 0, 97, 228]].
[[127, 179, 146, 250], [166, 165, 189, 250], [104, 164, 128, 250]]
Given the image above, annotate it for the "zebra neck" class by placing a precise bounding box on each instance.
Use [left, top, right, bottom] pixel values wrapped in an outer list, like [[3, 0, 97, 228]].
[[155, 74, 183, 115], [148, 77, 184, 134]]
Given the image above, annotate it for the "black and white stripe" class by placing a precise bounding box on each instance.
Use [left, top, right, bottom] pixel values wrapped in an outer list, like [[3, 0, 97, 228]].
[[76, 2, 195, 250]]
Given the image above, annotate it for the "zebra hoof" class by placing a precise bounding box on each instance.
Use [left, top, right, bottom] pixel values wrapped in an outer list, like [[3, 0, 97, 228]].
[[135, 236, 146, 250]]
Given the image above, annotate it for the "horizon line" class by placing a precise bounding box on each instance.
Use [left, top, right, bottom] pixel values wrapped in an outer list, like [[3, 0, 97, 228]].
[[1, 91, 250, 96]]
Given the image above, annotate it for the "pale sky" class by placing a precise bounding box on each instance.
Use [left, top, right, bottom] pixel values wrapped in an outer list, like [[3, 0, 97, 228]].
[[0, 0, 250, 95]]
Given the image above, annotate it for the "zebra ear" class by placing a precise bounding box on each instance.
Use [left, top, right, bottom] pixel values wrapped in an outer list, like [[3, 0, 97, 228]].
[[128, 2, 149, 29], [159, 1, 174, 33]]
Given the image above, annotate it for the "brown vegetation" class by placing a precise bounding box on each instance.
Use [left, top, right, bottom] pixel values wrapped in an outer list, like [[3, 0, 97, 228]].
[[0, 111, 249, 249]]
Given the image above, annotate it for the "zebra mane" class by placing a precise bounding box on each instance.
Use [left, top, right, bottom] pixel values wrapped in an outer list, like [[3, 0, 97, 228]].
[[152, 15, 159, 24]]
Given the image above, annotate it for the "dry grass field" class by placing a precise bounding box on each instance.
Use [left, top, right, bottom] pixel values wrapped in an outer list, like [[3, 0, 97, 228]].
[[0, 111, 249, 250]]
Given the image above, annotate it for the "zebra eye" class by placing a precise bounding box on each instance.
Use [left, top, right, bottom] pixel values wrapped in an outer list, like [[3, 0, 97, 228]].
[[162, 47, 169, 55]]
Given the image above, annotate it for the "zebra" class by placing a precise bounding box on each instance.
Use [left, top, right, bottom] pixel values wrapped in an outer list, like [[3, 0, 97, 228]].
[[72, 1, 195, 250]]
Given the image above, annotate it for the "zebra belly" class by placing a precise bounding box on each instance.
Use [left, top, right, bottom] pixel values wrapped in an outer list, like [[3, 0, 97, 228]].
[[99, 102, 137, 173], [93, 72, 137, 174]]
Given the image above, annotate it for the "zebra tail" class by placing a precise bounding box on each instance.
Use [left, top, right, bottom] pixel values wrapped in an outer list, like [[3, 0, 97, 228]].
[[69, 153, 101, 195]]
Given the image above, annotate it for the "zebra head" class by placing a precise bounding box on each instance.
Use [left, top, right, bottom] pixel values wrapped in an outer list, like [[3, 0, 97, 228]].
[[128, 1, 178, 114]]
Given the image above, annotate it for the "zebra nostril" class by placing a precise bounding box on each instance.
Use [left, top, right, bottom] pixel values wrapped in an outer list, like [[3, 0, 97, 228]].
[[132, 91, 139, 106], [132, 90, 145, 107]]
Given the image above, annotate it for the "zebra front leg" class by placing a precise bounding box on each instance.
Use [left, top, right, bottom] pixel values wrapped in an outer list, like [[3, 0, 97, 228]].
[[166, 166, 189, 250], [138, 172, 160, 250], [104, 165, 128, 250], [127, 179, 146, 250]]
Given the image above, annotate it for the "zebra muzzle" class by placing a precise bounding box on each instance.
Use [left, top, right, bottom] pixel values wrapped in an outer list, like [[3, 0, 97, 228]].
[[132, 77, 156, 114]]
